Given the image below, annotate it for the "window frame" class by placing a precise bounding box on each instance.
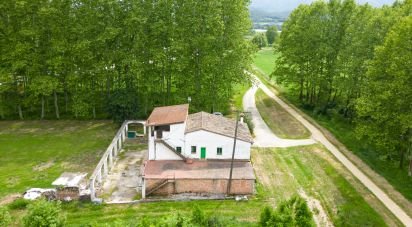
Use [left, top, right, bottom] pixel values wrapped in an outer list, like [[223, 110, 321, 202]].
[[191, 146, 197, 154], [176, 146, 182, 153], [217, 147, 223, 155]]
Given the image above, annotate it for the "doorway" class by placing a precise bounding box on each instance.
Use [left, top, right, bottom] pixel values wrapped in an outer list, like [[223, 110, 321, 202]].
[[200, 147, 206, 159]]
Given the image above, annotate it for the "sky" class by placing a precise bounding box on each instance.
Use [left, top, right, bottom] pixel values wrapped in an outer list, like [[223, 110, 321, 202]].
[[250, 0, 396, 12]]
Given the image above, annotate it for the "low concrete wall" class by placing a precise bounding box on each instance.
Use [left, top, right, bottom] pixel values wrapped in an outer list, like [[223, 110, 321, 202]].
[[146, 178, 254, 196]]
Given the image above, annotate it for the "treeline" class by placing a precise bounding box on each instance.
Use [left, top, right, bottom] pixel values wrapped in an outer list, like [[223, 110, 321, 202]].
[[0, 0, 252, 121], [273, 0, 412, 171], [251, 26, 278, 49]]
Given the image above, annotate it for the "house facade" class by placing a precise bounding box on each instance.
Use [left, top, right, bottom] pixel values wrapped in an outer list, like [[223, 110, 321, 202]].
[[142, 104, 255, 197]]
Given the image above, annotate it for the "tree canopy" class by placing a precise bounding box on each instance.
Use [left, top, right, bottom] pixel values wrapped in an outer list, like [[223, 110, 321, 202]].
[[273, 0, 412, 171], [252, 33, 268, 49], [0, 0, 253, 121], [265, 26, 279, 45]]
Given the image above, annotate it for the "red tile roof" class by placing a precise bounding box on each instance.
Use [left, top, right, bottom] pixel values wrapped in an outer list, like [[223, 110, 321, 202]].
[[146, 104, 189, 126]]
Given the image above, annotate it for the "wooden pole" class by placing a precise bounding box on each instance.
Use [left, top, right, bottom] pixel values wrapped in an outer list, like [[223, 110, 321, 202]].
[[227, 112, 240, 195]]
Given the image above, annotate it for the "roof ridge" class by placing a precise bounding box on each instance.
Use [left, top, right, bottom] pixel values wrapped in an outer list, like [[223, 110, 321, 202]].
[[201, 112, 203, 128]]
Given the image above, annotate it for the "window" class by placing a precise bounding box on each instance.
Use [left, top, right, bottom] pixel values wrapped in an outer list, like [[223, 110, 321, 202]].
[[191, 146, 196, 154], [155, 125, 170, 131], [176, 146, 182, 153], [217, 147, 223, 155]]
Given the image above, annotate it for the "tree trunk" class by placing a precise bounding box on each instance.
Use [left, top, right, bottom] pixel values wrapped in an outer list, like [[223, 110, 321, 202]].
[[93, 106, 96, 119], [0, 96, 4, 119], [399, 149, 405, 169], [54, 90, 60, 119], [18, 104, 23, 120], [409, 158, 412, 176], [299, 78, 304, 101], [64, 90, 68, 113], [41, 96, 45, 120]]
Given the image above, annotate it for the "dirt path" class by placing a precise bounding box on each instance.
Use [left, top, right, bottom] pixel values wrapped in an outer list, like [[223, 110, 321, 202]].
[[249, 75, 412, 226], [243, 85, 316, 148]]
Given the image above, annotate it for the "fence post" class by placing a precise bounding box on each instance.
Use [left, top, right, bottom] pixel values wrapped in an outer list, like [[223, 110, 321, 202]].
[[103, 157, 108, 177], [109, 150, 113, 168]]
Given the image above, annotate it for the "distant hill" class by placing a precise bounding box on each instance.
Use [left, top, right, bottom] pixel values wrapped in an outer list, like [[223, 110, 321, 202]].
[[249, 0, 396, 30], [249, 8, 290, 30], [250, 0, 395, 13]]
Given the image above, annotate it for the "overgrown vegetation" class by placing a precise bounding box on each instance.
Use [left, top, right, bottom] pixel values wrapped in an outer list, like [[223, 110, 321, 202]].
[[255, 88, 310, 139], [0, 0, 253, 121], [23, 199, 65, 227], [272, 0, 412, 179], [252, 146, 394, 226], [259, 196, 315, 227], [0, 206, 12, 227]]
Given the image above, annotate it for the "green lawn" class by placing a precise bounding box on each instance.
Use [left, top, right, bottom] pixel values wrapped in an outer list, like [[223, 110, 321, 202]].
[[0, 121, 117, 199], [255, 89, 310, 139], [253, 47, 279, 76]]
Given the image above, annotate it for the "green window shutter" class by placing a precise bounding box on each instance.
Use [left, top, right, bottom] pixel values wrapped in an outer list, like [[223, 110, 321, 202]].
[[176, 147, 182, 153], [191, 146, 196, 154], [217, 147, 222, 155]]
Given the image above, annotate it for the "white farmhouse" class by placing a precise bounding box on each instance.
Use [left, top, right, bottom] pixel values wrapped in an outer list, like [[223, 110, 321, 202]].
[[147, 104, 253, 161], [142, 104, 255, 197]]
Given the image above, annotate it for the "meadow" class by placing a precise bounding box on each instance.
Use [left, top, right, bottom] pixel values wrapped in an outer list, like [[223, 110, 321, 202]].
[[252, 47, 412, 215], [0, 121, 117, 199], [0, 120, 400, 226]]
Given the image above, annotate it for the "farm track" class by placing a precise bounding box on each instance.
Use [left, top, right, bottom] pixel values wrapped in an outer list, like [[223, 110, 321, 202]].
[[245, 74, 412, 226]]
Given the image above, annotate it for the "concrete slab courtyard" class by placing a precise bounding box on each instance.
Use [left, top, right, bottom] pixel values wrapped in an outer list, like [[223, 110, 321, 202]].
[[100, 140, 147, 203]]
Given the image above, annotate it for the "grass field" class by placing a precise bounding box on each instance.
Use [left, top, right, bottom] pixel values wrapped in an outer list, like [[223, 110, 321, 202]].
[[255, 89, 310, 139], [0, 121, 117, 199], [1, 121, 398, 226], [6, 146, 397, 226], [253, 47, 278, 76], [253, 146, 399, 226], [252, 48, 412, 207]]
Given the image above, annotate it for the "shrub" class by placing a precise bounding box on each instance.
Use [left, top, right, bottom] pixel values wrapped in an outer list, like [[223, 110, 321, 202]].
[[259, 206, 272, 227], [260, 195, 315, 227], [23, 199, 65, 227], [8, 198, 29, 210], [191, 205, 206, 225], [0, 206, 12, 227], [244, 114, 254, 134]]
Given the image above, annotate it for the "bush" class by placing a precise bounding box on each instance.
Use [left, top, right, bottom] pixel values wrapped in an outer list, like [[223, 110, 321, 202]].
[[191, 205, 206, 225], [259, 195, 315, 227], [8, 198, 29, 210], [23, 199, 65, 227], [0, 206, 12, 227], [259, 206, 272, 227]]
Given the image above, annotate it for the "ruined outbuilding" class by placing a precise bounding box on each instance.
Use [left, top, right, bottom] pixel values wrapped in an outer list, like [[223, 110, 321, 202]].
[[52, 172, 89, 201]]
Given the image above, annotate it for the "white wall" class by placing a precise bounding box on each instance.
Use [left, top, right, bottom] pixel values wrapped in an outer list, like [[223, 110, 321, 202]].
[[153, 142, 183, 160], [184, 130, 251, 160], [148, 123, 186, 160], [162, 123, 186, 148]]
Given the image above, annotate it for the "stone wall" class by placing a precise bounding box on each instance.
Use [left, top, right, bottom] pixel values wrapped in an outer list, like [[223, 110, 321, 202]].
[[146, 178, 254, 196]]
